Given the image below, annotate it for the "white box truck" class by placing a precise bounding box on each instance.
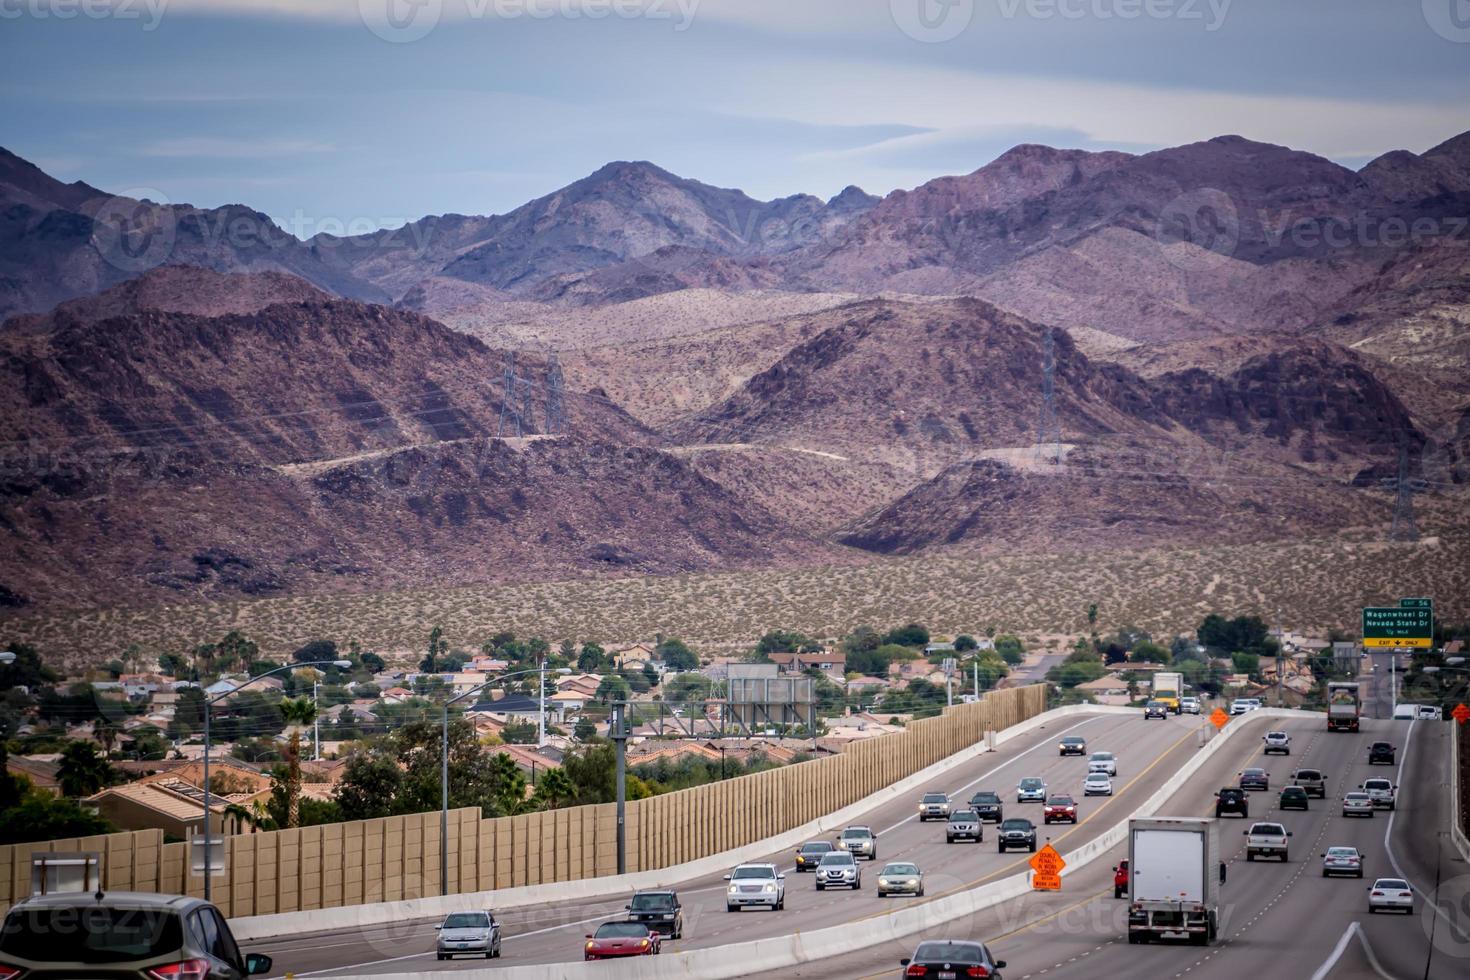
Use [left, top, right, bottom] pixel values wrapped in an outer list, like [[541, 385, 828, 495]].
[[1126, 817, 1221, 945]]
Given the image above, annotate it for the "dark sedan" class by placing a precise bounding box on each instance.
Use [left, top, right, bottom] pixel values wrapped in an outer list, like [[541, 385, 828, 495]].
[[584, 921, 661, 960], [794, 840, 834, 872], [901, 939, 1006, 979], [1238, 768, 1269, 792]]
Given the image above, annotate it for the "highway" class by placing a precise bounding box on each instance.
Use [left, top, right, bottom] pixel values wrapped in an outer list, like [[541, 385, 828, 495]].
[[248, 711, 1211, 976], [775, 714, 1467, 980]]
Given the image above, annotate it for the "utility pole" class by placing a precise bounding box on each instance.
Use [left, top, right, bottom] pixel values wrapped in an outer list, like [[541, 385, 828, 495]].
[[313, 679, 320, 761], [612, 702, 628, 874], [536, 658, 546, 748], [973, 659, 979, 700]]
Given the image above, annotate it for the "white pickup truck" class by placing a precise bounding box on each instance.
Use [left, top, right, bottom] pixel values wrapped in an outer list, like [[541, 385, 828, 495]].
[[1244, 821, 1292, 862], [1361, 777, 1397, 811]]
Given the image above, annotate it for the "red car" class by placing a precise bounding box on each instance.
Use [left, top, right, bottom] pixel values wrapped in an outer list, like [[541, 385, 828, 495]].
[[584, 921, 661, 960], [1042, 795, 1078, 824], [1113, 859, 1129, 899]]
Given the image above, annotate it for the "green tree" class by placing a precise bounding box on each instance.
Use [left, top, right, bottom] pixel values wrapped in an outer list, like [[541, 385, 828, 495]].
[[0, 645, 59, 689], [216, 631, 258, 674], [57, 741, 113, 797], [488, 752, 527, 815], [993, 635, 1025, 665], [157, 652, 190, 678], [531, 765, 576, 809], [278, 697, 317, 828], [642, 662, 660, 689], [954, 635, 978, 652], [573, 716, 598, 741], [1, 784, 116, 844], [655, 638, 698, 671], [1086, 603, 1099, 630], [501, 721, 537, 744], [421, 626, 448, 672], [842, 626, 882, 656], [561, 743, 651, 805], [577, 642, 607, 673], [883, 623, 930, 647], [622, 669, 651, 695], [360, 651, 386, 674], [334, 753, 404, 820], [755, 630, 812, 655], [1130, 640, 1169, 664], [595, 675, 631, 704]]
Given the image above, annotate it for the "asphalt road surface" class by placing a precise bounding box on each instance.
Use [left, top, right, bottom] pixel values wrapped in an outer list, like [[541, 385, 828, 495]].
[[248, 711, 1210, 977], [773, 713, 1467, 980]]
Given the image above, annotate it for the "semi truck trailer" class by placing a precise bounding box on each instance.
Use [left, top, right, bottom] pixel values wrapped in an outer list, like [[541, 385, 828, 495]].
[[1127, 817, 1221, 946]]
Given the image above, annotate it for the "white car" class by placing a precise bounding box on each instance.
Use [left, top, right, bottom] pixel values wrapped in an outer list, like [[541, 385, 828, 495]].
[[1087, 752, 1117, 776], [1083, 772, 1114, 796], [1180, 697, 1201, 715], [1361, 778, 1396, 811], [724, 864, 786, 911], [1229, 699, 1253, 716], [1368, 878, 1413, 914], [1342, 792, 1375, 818], [1416, 705, 1442, 720], [1263, 731, 1291, 755], [1017, 777, 1047, 803]]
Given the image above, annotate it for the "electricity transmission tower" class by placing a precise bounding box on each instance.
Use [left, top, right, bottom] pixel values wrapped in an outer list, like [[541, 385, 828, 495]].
[[1383, 439, 1425, 542], [517, 374, 536, 435], [1034, 327, 1063, 463], [497, 353, 520, 437], [544, 353, 566, 435]]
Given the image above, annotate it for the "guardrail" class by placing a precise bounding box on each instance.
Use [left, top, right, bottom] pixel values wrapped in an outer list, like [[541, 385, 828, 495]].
[[362, 708, 1318, 979]]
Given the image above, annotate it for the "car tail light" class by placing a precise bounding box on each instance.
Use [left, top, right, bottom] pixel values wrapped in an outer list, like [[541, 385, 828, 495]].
[[967, 967, 991, 978], [1371, 891, 1384, 897], [0, 965, 21, 980], [148, 961, 211, 980], [905, 966, 927, 977]]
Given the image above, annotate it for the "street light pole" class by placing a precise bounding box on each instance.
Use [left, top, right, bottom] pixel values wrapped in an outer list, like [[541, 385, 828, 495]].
[[537, 657, 546, 748], [201, 658, 349, 901], [439, 664, 570, 896], [612, 702, 627, 875], [313, 679, 320, 762]]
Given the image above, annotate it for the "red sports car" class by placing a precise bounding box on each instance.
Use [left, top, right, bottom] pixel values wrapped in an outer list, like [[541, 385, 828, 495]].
[[584, 921, 662, 960], [1042, 795, 1078, 824]]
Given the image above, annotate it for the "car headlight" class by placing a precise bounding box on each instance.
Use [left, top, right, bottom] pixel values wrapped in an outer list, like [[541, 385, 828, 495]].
[[586, 941, 595, 950], [878, 877, 889, 886], [728, 885, 739, 893], [639, 939, 649, 948]]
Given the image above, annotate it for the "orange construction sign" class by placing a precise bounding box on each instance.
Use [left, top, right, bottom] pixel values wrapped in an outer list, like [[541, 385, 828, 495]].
[[1030, 843, 1066, 890], [1452, 703, 1470, 725], [1210, 707, 1230, 729]]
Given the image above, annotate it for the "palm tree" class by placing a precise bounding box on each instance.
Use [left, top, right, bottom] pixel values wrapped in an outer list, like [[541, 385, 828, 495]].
[[57, 740, 113, 798], [249, 798, 277, 833], [279, 697, 318, 829]]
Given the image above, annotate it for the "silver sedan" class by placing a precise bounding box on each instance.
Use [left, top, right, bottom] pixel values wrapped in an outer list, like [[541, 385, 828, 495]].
[[1321, 846, 1363, 878], [877, 862, 925, 897]]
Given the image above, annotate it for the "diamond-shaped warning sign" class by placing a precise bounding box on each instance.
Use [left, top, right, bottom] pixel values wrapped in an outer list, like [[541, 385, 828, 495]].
[[1452, 703, 1470, 726], [1030, 844, 1065, 890], [1210, 707, 1230, 729]]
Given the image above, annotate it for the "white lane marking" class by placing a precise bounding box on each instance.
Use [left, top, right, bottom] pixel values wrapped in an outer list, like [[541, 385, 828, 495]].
[[1380, 719, 1470, 945], [282, 910, 617, 977], [1307, 921, 1394, 980], [876, 717, 1103, 837]]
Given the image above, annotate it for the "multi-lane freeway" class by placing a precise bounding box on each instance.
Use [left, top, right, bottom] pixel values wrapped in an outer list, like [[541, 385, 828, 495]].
[[246, 704, 1467, 979], [249, 711, 1209, 976], [779, 715, 1467, 980]]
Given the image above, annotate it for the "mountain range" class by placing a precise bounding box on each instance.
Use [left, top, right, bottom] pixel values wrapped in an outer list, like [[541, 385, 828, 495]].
[[1, 131, 1467, 612]]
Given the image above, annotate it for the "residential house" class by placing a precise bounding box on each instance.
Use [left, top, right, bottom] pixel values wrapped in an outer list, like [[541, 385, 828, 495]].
[[136, 757, 269, 795], [557, 674, 603, 699], [381, 687, 414, 704], [767, 652, 846, 675], [6, 757, 60, 796], [86, 780, 267, 838], [1074, 673, 1133, 706], [548, 690, 588, 721], [466, 694, 541, 719]]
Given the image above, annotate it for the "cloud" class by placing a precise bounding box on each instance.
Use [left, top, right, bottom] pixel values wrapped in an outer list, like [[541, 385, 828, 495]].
[[137, 137, 337, 159]]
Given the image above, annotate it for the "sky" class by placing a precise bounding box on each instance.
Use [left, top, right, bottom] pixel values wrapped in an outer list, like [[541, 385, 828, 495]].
[[1, 0, 1467, 232]]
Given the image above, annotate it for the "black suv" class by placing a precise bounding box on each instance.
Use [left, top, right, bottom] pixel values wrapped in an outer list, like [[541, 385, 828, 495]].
[[0, 891, 273, 979], [997, 818, 1037, 853], [968, 790, 1004, 823], [625, 890, 682, 939], [1215, 787, 1249, 818], [1368, 741, 1396, 765]]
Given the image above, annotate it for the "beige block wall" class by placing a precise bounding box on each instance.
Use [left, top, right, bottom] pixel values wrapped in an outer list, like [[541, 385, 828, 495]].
[[0, 685, 1046, 918]]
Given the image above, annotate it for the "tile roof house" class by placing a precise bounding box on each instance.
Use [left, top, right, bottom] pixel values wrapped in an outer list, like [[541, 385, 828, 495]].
[[767, 652, 847, 674], [6, 757, 60, 796]]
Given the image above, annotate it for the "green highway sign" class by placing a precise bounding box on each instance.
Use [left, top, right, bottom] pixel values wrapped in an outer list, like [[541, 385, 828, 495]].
[[1363, 605, 1433, 649]]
